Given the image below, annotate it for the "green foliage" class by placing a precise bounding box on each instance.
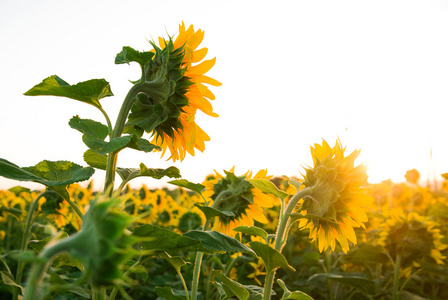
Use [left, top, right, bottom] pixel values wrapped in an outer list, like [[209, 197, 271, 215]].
[[24, 75, 113, 109]]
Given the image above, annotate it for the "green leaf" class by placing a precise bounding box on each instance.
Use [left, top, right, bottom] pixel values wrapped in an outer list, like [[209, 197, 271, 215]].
[[0, 206, 23, 219], [117, 164, 181, 182], [0, 271, 24, 295], [284, 176, 303, 193], [213, 270, 249, 300], [24, 75, 113, 109], [301, 252, 321, 266], [248, 241, 295, 273], [0, 159, 94, 199], [23, 160, 94, 186], [154, 286, 186, 300], [308, 274, 377, 295], [159, 252, 187, 274], [82, 135, 132, 155], [248, 179, 288, 200], [194, 204, 235, 220], [168, 179, 205, 194], [115, 46, 154, 67], [83, 150, 107, 170], [126, 136, 161, 153], [277, 279, 314, 300], [69, 116, 109, 140], [183, 231, 255, 254], [233, 226, 268, 242], [132, 224, 204, 253]]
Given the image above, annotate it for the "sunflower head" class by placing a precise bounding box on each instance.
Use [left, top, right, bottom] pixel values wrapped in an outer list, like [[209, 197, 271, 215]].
[[203, 168, 275, 236], [378, 212, 447, 267], [123, 22, 221, 162], [299, 140, 373, 253]]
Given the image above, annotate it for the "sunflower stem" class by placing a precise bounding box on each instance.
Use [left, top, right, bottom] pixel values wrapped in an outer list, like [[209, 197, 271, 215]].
[[262, 187, 312, 300], [104, 83, 142, 195], [191, 219, 211, 300], [13, 192, 47, 300], [392, 254, 401, 300]]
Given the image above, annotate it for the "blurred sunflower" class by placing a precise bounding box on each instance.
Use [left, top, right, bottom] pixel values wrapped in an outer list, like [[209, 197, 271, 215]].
[[377, 211, 447, 267], [148, 22, 222, 161], [298, 139, 373, 253], [202, 167, 276, 236]]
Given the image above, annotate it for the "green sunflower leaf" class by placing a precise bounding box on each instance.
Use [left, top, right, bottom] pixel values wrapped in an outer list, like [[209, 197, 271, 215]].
[[159, 252, 187, 274], [117, 164, 181, 182], [83, 150, 108, 170], [233, 225, 269, 242], [168, 179, 205, 194], [126, 136, 161, 153], [115, 46, 154, 67], [248, 241, 295, 274], [82, 134, 132, 155], [154, 286, 185, 300], [248, 179, 289, 201], [277, 279, 314, 300], [24, 75, 113, 109], [183, 231, 255, 255], [7, 186, 31, 196], [133, 224, 205, 253], [0, 159, 94, 200], [69, 116, 109, 140], [213, 270, 249, 300], [194, 204, 235, 221]]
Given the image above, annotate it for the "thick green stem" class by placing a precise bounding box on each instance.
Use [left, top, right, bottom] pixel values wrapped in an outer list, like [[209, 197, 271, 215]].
[[191, 219, 211, 300], [104, 83, 142, 195], [98, 106, 113, 139], [14, 192, 47, 300], [262, 187, 312, 300], [393, 255, 401, 300]]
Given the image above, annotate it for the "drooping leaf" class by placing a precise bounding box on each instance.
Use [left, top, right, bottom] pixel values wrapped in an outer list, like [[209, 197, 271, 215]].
[[82, 134, 132, 155], [194, 204, 235, 221], [233, 226, 269, 242], [248, 241, 295, 273], [24, 75, 113, 109], [184, 231, 255, 254], [342, 243, 389, 264], [115, 46, 154, 67], [0, 159, 94, 199], [69, 116, 109, 140], [132, 224, 204, 253], [0, 206, 23, 219], [248, 179, 288, 201], [126, 136, 161, 153], [83, 150, 108, 170], [0, 271, 24, 295], [169, 179, 205, 194], [117, 164, 181, 182], [277, 279, 314, 300], [159, 252, 187, 274], [154, 286, 186, 300], [213, 270, 249, 300]]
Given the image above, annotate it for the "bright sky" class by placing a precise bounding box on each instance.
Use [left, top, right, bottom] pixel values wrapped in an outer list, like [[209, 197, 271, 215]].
[[1, 0, 448, 191]]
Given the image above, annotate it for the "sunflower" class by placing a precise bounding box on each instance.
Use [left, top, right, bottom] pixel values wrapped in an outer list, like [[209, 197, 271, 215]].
[[377, 211, 447, 267], [148, 22, 222, 161], [298, 139, 373, 253], [202, 167, 277, 236]]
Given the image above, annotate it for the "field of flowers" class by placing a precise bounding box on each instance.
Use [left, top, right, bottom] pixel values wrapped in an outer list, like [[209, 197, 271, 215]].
[[0, 167, 447, 300], [1, 22, 447, 300]]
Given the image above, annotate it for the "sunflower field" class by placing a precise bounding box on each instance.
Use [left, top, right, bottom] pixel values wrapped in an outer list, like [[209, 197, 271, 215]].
[[1, 22, 447, 300]]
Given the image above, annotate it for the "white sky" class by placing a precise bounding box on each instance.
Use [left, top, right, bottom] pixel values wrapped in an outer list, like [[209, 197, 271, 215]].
[[1, 0, 448, 191]]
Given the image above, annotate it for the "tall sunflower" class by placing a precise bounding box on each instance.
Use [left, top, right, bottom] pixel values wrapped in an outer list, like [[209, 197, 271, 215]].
[[149, 22, 222, 161], [202, 167, 277, 236], [298, 140, 373, 253]]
